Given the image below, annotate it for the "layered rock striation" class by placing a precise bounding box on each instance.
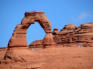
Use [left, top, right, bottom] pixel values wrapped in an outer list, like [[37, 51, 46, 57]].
[[52, 23, 93, 47]]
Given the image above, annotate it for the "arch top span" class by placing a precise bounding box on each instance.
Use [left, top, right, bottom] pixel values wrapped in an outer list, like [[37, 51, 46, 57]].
[[21, 11, 51, 33], [8, 11, 55, 48], [25, 11, 44, 16]]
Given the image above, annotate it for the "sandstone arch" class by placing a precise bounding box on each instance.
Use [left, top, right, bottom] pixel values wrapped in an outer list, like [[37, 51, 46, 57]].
[[8, 11, 55, 48]]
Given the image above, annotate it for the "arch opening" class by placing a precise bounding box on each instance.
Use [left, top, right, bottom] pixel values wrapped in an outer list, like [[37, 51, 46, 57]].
[[26, 22, 46, 46]]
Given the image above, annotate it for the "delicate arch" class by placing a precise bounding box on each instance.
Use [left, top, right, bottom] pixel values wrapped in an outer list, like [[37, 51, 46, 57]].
[[8, 11, 55, 48]]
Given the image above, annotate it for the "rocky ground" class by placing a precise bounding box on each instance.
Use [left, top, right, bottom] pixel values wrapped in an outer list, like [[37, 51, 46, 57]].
[[0, 46, 93, 69]]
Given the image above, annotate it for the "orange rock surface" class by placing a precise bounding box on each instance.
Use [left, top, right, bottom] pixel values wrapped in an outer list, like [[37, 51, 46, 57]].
[[0, 47, 93, 69]]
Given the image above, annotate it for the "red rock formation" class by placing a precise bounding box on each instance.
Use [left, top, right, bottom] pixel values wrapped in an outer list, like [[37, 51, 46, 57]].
[[8, 11, 55, 48], [30, 40, 43, 48], [73, 23, 93, 47], [7, 11, 93, 48], [52, 24, 77, 44], [2, 11, 93, 65], [52, 23, 93, 47], [4, 11, 55, 61]]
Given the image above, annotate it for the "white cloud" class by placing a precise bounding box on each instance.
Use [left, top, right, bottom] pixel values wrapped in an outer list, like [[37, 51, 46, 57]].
[[78, 13, 88, 20], [72, 13, 93, 22]]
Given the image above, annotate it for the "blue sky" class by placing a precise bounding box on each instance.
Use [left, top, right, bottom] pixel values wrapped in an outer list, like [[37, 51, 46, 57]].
[[0, 0, 93, 47]]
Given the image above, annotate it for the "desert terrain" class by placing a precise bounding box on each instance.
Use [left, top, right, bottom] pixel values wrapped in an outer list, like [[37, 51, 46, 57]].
[[0, 11, 93, 69], [0, 46, 93, 69]]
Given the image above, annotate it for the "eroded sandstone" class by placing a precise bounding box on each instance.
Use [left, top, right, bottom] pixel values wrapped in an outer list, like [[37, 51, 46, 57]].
[[52, 23, 93, 47], [8, 11, 55, 48]]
